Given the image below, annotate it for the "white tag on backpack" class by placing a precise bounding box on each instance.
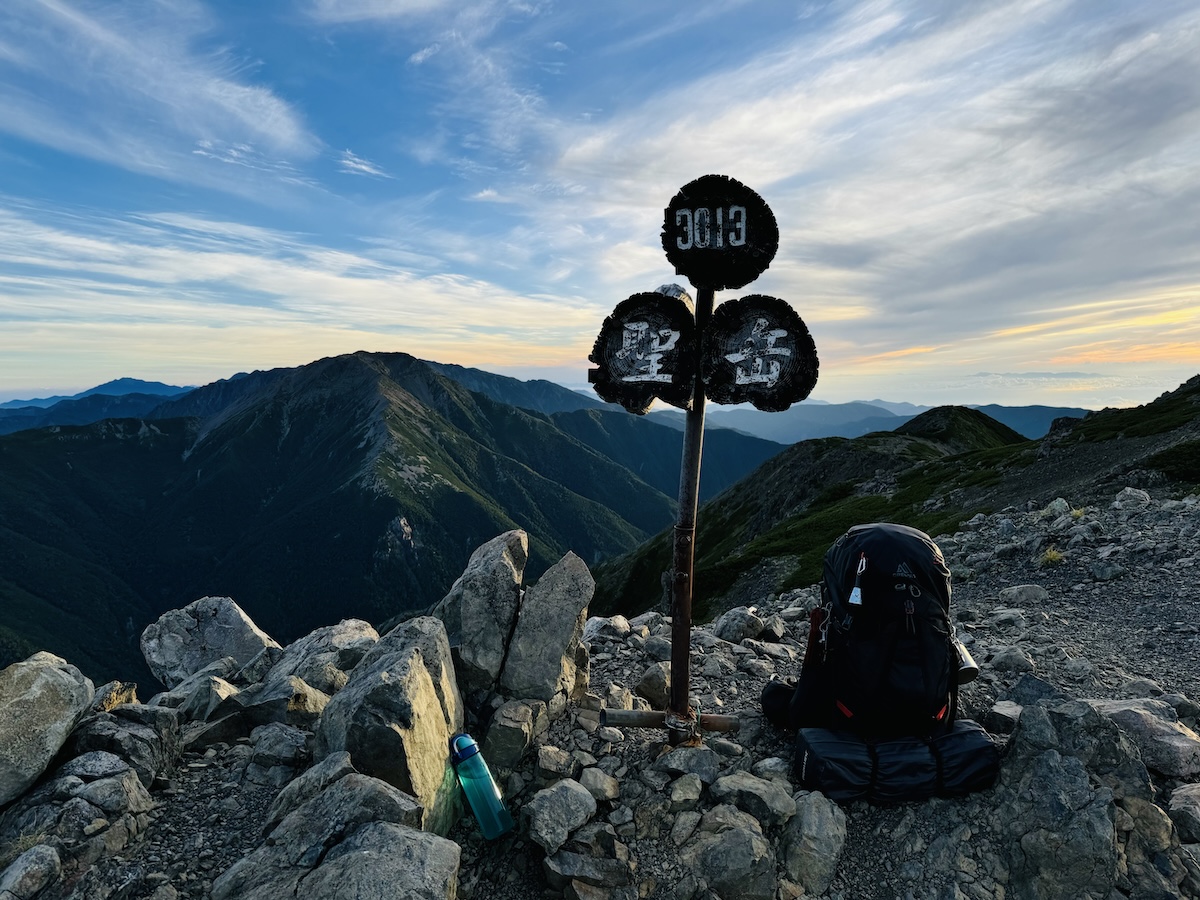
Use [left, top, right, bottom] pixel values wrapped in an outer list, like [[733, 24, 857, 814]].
[[848, 553, 867, 605]]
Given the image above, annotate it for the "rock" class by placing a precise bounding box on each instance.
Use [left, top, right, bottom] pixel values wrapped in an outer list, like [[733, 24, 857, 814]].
[[1005, 673, 1071, 709], [1087, 698, 1200, 777], [0, 653, 95, 806], [782, 791, 846, 896], [263, 619, 379, 695], [249, 723, 308, 769], [228, 674, 330, 729], [635, 662, 670, 709], [500, 551, 594, 707], [998, 584, 1049, 605], [990, 646, 1035, 673], [483, 699, 547, 772], [653, 744, 722, 786], [986, 700, 1023, 734], [430, 530, 527, 700], [1170, 784, 1200, 843], [146, 657, 239, 709], [1112, 487, 1151, 510], [524, 778, 598, 855], [1041, 497, 1071, 517], [140, 597, 281, 689], [643, 636, 672, 662], [544, 849, 633, 891], [298, 822, 460, 900], [57, 751, 130, 782], [681, 817, 776, 900], [539, 745, 579, 781], [91, 682, 138, 712], [211, 773, 424, 899], [709, 772, 795, 827], [712, 607, 765, 643], [365, 616, 463, 735], [991, 696, 1195, 899], [179, 675, 240, 722], [583, 616, 631, 643], [75, 768, 154, 816], [668, 774, 703, 812], [314, 622, 460, 835], [233, 645, 285, 686], [579, 767, 620, 802], [264, 750, 357, 833], [0, 843, 61, 898], [986, 608, 1029, 630]]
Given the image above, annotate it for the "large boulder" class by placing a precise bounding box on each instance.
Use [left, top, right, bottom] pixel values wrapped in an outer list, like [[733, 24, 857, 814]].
[[364, 616, 463, 735], [1, 653, 95, 806], [523, 778, 597, 855], [298, 822, 460, 900], [782, 791, 847, 896], [499, 551, 594, 709], [141, 597, 281, 689], [1087, 697, 1200, 778], [430, 530, 527, 699], [66, 703, 181, 789], [314, 619, 461, 836], [261, 619, 379, 696], [211, 773, 435, 899], [995, 698, 1190, 898], [680, 806, 777, 900]]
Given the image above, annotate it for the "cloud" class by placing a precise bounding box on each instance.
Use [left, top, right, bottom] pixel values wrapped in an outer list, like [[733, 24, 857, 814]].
[[338, 150, 392, 178], [307, 0, 450, 23], [441, 0, 1200, 382], [0, 1, 318, 196], [408, 43, 441, 65], [0, 202, 603, 391]]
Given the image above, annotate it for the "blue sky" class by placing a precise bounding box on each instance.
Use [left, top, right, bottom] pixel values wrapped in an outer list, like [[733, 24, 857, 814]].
[[1, 0, 1198, 407]]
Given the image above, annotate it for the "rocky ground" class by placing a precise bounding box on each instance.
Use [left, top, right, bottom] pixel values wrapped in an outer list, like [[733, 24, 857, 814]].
[[5, 486, 1200, 900]]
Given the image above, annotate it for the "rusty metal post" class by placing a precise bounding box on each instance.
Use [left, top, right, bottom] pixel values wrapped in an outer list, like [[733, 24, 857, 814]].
[[667, 285, 715, 745]]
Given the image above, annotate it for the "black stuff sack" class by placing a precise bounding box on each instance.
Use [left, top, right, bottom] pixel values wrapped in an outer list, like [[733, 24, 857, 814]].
[[794, 719, 1000, 804]]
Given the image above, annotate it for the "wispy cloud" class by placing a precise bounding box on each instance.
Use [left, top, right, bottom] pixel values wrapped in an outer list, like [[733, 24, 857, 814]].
[[307, 0, 450, 23], [1, 1, 1197, 406], [0, 202, 600, 390], [338, 150, 392, 178], [0, 0, 318, 196], [408, 43, 441, 65]]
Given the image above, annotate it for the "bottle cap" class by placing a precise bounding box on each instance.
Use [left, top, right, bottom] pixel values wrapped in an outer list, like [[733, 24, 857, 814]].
[[450, 733, 480, 764]]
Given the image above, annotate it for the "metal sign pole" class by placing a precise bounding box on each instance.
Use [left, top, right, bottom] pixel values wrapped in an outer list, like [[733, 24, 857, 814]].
[[667, 285, 714, 745], [589, 174, 816, 748]]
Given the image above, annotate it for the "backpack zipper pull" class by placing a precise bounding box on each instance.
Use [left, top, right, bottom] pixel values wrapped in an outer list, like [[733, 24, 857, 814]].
[[848, 553, 867, 606]]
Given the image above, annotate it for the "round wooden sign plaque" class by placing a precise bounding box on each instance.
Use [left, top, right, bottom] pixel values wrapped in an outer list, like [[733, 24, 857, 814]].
[[701, 294, 818, 411], [588, 291, 697, 414], [662, 174, 779, 291]]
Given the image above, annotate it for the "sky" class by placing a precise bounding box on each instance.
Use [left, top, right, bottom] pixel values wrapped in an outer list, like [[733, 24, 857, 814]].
[[1, 0, 1198, 409]]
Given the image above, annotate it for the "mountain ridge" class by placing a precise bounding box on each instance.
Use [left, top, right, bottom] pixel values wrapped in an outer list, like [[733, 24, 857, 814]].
[[593, 377, 1200, 620], [0, 351, 774, 683]]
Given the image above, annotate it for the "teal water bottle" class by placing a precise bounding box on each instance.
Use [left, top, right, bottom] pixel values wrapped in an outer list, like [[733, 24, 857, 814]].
[[449, 733, 514, 839]]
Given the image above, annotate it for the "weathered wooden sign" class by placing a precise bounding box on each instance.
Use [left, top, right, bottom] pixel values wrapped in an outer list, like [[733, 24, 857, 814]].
[[590, 174, 818, 746], [588, 290, 697, 414], [662, 174, 779, 291], [703, 294, 818, 411]]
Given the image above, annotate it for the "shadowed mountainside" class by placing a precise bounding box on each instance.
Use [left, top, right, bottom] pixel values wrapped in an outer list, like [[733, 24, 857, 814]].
[[0, 352, 777, 683], [594, 376, 1200, 620]]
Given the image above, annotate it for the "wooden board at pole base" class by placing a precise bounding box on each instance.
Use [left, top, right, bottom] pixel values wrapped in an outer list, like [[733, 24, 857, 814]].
[[701, 294, 819, 412]]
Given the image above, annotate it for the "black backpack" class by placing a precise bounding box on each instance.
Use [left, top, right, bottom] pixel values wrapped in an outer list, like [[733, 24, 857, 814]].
[[789, 523, 958, 739]]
